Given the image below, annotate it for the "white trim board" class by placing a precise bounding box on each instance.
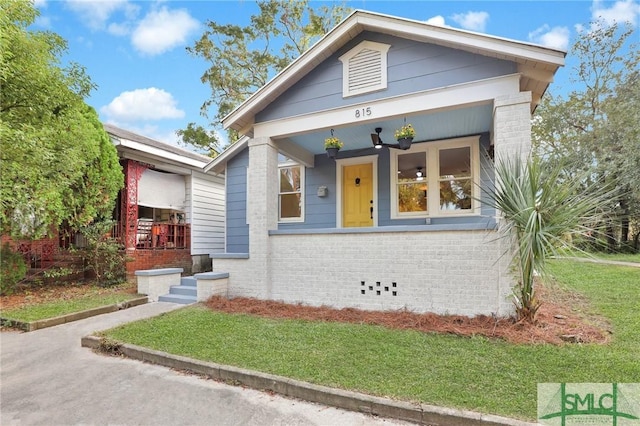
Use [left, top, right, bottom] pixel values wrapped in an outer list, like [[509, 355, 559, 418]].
[[254, 74, 520, 140], [335, 154, 379, 229]]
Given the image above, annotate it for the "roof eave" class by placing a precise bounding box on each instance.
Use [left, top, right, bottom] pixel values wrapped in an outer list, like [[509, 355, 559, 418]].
[[203, 136, 250, 174], [223, 10, 566, 134], [114, 138, 208, 169]]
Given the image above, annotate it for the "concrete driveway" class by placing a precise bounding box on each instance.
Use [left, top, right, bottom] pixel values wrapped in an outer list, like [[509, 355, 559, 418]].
[[0, 302, 411, 426]]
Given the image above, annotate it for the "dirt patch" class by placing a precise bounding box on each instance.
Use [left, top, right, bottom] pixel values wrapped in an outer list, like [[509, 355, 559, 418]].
[[205, 283, 610, 345], [0, 281, 138, 312]]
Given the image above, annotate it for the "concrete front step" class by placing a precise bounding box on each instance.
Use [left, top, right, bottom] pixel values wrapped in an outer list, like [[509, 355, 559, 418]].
[[158, 293, 196, 304], [170, 285, 197, 297], [141, 272, 228, 305], [158, 276, 197, 304], [180, 277, 197, 287]]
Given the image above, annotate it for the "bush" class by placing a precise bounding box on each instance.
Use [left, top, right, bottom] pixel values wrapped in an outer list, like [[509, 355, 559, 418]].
[[1, 243, 27, 295], [80, 221, 127, 287]]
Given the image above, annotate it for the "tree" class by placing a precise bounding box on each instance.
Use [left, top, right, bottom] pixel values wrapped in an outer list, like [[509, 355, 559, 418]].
[[0, 0, 123, 239], [532, 21, 639, 251], [601, 69, 640, 249], [483, 154, 614, 322], [176, 123, 220, 158], [182, 0, 351, 154]]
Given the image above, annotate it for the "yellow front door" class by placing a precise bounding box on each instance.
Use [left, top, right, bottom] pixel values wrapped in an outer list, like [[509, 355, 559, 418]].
[[342, 163, 374, 227]]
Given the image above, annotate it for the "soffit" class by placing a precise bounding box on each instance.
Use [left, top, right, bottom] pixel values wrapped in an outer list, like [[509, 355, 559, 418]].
[[223, 10, 565, 134]]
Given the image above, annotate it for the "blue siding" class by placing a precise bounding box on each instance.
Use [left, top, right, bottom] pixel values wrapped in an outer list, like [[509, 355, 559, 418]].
[[256, 32, 517, 123], [279, 153, 337, 230], [225, 148, 249, 253]]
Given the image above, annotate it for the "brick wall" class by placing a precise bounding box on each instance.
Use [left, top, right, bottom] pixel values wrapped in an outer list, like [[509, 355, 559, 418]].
[[126, 249, 192, 277], [1, 234, 59, 264], [493, 92, 532, 161], [213, 229, 515, 317]]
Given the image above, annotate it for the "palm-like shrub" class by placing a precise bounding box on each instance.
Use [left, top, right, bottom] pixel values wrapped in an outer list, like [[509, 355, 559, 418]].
[[484, 154, 613, 322]]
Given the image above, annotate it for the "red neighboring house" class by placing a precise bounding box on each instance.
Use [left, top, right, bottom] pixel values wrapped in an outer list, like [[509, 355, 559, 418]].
[[3, 124, 225, 283]]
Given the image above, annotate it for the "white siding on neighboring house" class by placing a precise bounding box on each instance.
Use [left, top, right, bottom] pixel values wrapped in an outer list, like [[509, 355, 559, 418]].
[[189, 171, 225, 255]]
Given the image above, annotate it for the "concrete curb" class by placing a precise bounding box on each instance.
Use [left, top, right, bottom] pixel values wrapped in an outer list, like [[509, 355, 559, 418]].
[[0, 297, 148, 332], [81, 335, 535, 426]]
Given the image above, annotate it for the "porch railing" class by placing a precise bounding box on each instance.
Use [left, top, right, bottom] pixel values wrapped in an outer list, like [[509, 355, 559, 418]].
[[134, 222, 190, 250]]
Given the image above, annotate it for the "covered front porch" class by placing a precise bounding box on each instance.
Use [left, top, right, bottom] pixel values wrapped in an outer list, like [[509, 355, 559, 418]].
[[117, 159, 193, 276], [209, 90, 533, 317]]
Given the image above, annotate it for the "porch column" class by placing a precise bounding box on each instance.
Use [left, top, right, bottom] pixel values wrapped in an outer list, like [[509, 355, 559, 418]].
[[492, 91, 532, 316], [492, 92, 532, 161], [121, 160, 147, 250], [247, 136, 279, 298]]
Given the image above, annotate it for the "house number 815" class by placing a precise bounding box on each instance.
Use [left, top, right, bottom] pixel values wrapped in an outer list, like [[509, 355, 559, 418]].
[[355, 107, 372, 118]]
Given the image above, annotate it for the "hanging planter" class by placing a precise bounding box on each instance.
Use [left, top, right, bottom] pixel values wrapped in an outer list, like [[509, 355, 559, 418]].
[[394, 123, 415, 150], [325, 146, 340, 158], [324, 130, 343, 159]]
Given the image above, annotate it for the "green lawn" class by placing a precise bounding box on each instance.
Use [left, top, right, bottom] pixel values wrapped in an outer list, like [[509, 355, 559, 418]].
[[100, 260, 640, 420], [1, 290, 140, 323], [587, 252, 640, 263], [556, 250, 640, 264]]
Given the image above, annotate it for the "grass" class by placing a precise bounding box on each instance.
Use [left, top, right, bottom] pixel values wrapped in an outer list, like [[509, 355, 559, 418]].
[[583, 251, 640, 263], [1, 288, 140, 323], [556, 249, 640, 264], [100, 259, 640, 420]]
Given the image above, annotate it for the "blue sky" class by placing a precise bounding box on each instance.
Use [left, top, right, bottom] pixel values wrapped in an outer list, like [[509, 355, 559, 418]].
[[32, 0, 640, 151]]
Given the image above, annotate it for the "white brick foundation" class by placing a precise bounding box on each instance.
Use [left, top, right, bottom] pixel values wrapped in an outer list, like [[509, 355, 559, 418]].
[[213, 228, 515, 317]]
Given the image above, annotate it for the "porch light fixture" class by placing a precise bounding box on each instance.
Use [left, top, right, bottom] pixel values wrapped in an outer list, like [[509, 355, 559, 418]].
[[370, 127, 411, 150]]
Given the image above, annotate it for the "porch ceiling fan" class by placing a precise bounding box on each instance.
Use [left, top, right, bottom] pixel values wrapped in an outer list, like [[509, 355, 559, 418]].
[[370, 127, 407, 150]]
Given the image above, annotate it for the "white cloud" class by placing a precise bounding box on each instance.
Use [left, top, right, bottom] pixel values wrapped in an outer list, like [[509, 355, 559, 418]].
[[591, 0, 640, 26], [101, 88, 185, 122], [107, 22, 131, 37], [131, 6, 199, 56], [451, 11, 489, 32], [34, 15, 52, 28], [528, 25, 570, 50], [65, 0, 135, 30], [34, 0, 47, 8], [425, 15, 446, 26]]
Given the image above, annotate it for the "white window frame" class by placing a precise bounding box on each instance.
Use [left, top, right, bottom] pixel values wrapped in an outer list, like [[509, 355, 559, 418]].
[[338, 40, 390, 98], [278, 163, 305, 223], [389, 136, 480, 219]]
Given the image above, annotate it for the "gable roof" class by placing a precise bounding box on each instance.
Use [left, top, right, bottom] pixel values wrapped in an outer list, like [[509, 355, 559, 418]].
[[222, 10, 566, 136], [203, 135, 249, 174], [104, 123, 211, 168]]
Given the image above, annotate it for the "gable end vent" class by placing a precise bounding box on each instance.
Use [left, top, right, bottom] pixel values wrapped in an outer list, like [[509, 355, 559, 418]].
[[339, 41, 390, 98], [348, 49, 383, 92]]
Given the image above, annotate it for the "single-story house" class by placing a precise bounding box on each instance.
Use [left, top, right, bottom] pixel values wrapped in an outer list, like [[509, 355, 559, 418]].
[[106, 124, 225, 275], [204, 10, 565, 316]]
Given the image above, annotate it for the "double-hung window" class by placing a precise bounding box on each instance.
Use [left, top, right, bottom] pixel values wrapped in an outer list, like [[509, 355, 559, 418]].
[[278, 164, 304, 222], [390, 136, 479, 218]]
